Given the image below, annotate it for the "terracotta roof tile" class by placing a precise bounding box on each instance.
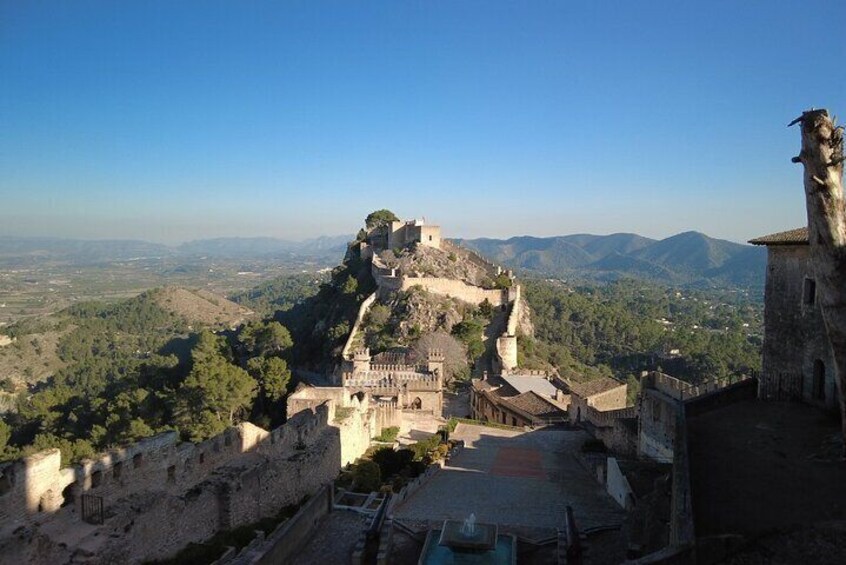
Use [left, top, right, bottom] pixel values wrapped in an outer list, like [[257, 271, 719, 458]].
[[748, 227, 807, 246], [500, 391, 565, 419], [568, 376, 626, 398]]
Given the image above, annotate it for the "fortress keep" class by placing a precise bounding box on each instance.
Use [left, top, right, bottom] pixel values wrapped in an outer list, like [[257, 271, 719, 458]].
[[750, 227, 839, 410]]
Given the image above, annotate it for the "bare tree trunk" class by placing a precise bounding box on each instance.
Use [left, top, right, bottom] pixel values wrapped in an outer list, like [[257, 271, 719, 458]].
[[791, 109, 846, 456]]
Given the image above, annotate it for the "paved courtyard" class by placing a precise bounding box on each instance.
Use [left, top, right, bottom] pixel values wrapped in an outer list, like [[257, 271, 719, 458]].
[[392, 423, 626, 537]]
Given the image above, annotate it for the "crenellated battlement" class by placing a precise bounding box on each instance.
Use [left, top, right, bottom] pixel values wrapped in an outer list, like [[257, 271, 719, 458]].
[[0, 404, 336, 540], [642, 371, 751, 401]]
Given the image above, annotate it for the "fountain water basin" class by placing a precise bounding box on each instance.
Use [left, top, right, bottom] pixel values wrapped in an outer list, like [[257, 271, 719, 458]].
[[418, 516, 516, 564]]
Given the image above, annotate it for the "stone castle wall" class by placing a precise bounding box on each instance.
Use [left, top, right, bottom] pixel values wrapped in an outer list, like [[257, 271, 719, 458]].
[[642, 371, 751, 402], [505, 284, 521, 336], [0, 399, 380, 564], [341, 291, 377, 360], [638, 387, 678, 464], [760, 245, 837, 408]]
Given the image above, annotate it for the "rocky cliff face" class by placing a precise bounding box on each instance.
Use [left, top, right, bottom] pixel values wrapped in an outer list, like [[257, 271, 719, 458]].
[[378, 242, 499, 288]]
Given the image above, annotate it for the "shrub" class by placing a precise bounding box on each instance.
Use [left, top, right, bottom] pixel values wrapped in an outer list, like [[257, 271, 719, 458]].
[[373, 426, 399, 442], [351, 459, 382, 493], [409, 434, 442, 462], [371, 447, 414, 479]]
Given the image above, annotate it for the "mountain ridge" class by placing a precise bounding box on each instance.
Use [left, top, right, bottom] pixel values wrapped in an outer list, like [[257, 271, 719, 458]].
[[454, 231, 766, 287]]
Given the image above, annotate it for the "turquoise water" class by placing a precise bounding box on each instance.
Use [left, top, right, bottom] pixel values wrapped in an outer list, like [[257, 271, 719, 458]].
[[420, 531, 515, 564]]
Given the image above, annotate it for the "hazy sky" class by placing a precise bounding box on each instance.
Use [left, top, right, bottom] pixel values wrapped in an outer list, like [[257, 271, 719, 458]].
[[2, 1, 844, 244]]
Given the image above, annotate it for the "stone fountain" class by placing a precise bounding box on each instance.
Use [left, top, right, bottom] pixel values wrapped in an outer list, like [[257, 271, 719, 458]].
[[418, 513, 515, 564], [438, 513, 498, 552]]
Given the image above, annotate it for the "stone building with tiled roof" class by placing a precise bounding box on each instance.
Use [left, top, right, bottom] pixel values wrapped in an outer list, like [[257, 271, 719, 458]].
[[470, 372, 569, 427], [750, 226, 838, 409], [568, 376, 628, 425], [748, 227, 808, 246]]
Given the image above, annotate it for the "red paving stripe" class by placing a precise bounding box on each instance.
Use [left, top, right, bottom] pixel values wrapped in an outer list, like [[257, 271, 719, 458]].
[[490, 447, 548, 480]]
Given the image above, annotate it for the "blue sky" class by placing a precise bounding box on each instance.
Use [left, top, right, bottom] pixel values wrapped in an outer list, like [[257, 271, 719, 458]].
[[1, 1, 844, 243]]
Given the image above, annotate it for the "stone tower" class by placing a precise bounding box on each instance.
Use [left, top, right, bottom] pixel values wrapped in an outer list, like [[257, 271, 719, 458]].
[[352, 348, 372, 374], [427, 350, 445, 379]]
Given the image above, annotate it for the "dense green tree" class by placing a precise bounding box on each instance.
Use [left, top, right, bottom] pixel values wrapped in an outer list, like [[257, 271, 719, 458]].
[[451, 318, 485, 360], [365, 209, 399, 230], [247, 356, 291, 403], [177, 332, 257, 441], [341, 275, 359, 296], [240, 321, 293, 357]]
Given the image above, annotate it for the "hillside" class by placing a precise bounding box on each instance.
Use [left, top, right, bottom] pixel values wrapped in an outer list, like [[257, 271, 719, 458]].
[[455, 231, 766, 287], [0, 287, 252, 392], [150, 287, 254, 327]]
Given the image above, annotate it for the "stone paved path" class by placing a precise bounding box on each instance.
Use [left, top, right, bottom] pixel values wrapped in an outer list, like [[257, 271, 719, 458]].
[[392, 423, 625, 537]]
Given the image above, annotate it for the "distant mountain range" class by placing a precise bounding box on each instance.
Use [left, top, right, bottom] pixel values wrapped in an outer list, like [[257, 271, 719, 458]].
[[454, 231, 766, 287], [0, 235, 352, 264], [0, 231, 766, 287]]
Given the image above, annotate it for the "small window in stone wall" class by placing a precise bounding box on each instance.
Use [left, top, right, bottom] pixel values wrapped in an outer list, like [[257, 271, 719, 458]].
[[90, 471, 102, 488], [167, 465, 176, 483], [112, 462, 123, 479], [199, 452, 205, 464], [813, 360, 826, 400], [804, 278, 817, 305], [133, 454, 143, 469], [224, 435, 232, 447]]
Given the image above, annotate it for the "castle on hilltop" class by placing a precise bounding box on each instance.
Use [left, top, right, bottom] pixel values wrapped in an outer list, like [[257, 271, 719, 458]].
[[289, 215, 525, 425], [362, 218, 442, 256]]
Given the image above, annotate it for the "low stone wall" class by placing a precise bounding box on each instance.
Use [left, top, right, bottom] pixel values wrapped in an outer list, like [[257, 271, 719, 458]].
[[252, 484, 333, 565]]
